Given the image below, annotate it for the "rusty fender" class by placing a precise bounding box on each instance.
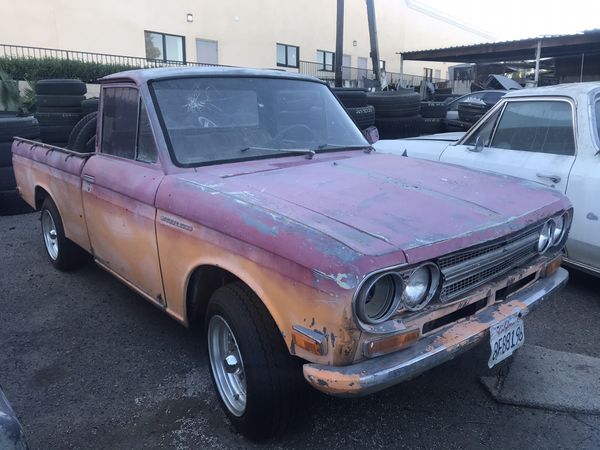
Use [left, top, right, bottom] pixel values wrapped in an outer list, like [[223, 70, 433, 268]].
[[303, 267, 568, 397]]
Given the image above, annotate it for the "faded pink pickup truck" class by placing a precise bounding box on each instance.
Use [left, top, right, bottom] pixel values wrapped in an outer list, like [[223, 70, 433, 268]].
[[13, 68, 571, 439]]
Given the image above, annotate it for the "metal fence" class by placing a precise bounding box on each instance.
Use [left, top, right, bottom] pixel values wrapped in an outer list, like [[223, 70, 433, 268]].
[[0, 43, 214, 69], [298, 60, 448, 89], [0, 43, 448, 88]]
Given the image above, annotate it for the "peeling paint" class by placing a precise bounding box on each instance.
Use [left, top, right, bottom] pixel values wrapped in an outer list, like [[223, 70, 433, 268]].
[[312, 270, 357, 290]]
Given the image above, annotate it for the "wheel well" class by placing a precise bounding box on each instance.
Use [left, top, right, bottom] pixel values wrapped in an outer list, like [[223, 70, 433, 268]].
[[34, 186, 50, 210], [186, 265, 242, 327]]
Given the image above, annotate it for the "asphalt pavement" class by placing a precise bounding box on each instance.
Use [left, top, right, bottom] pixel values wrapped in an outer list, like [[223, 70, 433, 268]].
[[1, 211, 600, 449]]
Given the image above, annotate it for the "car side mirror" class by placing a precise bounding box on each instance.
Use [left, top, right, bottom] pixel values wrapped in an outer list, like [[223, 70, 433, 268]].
[[470, 135, 484, 152], [363, 126, 379, 144]]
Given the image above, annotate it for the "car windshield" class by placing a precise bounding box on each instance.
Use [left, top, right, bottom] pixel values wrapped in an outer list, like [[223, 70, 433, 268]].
[[151, 76, 368, 166]]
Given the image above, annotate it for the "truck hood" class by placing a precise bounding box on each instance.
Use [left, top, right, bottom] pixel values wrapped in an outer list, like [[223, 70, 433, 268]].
[[163, 151, 568, 265]]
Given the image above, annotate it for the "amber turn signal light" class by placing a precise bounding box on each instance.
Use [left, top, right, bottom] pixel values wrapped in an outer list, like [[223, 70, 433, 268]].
[[292, 326, 326, 356], [363, 328, 420, 358]]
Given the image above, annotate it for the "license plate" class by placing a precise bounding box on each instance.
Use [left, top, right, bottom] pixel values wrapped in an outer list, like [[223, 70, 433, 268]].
[[488, 316, 524, 368]]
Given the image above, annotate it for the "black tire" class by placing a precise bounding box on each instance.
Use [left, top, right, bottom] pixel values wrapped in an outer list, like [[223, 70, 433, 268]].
[[34, 112, 81, 127], [445, 119, 472, 131], [0, 115, 40, 141], [67, 112, 97, 150], [36, 94, 86, 108], [85, 135, 96, 153], [420, 101, 448, 119], [367, 91, 421, 118], [40, 125, 74, 143], [81, 98, 99, 116], [36, 79, 87, 96], [433, 93, 454, 102], [205, 282, 304, 440], [0, 191, 33, 216], [71, 114, 97, 153], [346, 105, 376, 130], [40, 197, 89, 271], [375, 115, 424, 139], [0, 166, 16, 191], [0, 142, 13, 167], [331, 88, 368, 108], [420, 117, 445, 135], [44, 142, 68, 148], [36, 106, 83, 114]]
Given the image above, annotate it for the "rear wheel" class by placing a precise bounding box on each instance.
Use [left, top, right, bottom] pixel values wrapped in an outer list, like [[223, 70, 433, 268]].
[[205, 282, 304, 440], [40, 197, 89, 271]]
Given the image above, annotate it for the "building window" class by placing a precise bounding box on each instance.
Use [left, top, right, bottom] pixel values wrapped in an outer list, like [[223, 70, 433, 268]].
[[424, 67, 433, 81], [145, 31, 186, 63], [276, 43, 299, 68], [379, 60, 386, 71], [317, 50, 335, 72], [434, 69, 441, 80]]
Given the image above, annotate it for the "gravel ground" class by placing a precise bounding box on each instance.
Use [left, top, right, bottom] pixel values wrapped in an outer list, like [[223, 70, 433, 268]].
[[1, 211, 599, 449]]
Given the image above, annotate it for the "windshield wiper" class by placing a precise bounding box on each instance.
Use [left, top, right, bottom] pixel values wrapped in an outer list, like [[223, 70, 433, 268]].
[[315, 144, 373, 152], [240, 146, 315, 159]]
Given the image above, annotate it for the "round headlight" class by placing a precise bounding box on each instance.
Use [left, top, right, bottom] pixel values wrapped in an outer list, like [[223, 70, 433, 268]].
[[552, 213, 567, 245], [537, 219, 555, 254], [401, 264, 441, 311], [356, 272, 403, 324]]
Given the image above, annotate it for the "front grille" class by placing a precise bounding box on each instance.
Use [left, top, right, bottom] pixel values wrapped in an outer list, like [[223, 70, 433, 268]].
[[438, 226, 540, 302]]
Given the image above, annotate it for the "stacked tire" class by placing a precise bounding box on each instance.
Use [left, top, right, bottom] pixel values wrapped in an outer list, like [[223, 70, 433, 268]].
[[331, 88, 375, 131], [35, 79, 87, 147], [420, 101, 448, 135], [367, 91, 422, 139], [0, 113, 39, 214], [433, 87, 453, 102], [67, 112, 97, 153]]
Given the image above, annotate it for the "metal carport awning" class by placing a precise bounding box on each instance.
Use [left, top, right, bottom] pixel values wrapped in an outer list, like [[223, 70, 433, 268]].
[[400, 30, 600, 64]]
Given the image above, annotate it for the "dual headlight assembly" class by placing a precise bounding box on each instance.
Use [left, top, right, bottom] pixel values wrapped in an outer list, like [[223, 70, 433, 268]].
[[355, 212, 570, 326]]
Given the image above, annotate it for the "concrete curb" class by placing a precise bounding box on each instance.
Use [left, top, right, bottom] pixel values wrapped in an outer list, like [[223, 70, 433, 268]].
[[481, 344, 600, 415]]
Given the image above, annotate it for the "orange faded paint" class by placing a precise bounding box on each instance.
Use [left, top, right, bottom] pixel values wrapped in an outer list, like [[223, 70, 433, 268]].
[[156, 213, 361, 366], [12, 148, 91, 252]]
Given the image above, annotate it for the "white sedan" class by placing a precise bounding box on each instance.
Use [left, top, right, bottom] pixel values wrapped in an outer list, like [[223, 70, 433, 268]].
[[375, 82, 600, 275]]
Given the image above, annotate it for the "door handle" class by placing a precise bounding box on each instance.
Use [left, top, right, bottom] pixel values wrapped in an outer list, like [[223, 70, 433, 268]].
[[536, 173, 561, 184], [83, 174, 95, 184]]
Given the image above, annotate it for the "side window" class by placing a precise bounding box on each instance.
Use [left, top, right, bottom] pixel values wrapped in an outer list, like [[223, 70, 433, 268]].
[[449, 92, 485, 111], [482, 91, 505, 104], [463, 107, 502, 147], [101, 87, 138, 159], [490, 101, 575, 156], [137, 101, 158, 163], [595, 99, 600, 143]]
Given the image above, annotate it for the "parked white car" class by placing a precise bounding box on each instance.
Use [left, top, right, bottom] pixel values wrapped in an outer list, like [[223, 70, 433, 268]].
[[375, 82, 600, 275]]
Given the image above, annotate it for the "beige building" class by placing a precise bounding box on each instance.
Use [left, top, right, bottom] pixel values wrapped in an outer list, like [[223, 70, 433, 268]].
[[1, 0, 494, 81]]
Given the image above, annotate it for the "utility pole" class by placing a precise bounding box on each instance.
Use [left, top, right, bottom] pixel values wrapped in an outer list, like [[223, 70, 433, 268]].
[[335, 0, 344, 87], [366, 0, 381, 89]]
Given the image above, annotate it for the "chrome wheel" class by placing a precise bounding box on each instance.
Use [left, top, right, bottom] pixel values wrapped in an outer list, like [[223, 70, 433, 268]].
[[208, 315, 247, 416], [41, 209, 59, 260]]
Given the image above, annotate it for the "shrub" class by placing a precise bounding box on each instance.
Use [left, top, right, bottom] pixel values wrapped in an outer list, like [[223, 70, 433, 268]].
[[0, 57, 139, 84]]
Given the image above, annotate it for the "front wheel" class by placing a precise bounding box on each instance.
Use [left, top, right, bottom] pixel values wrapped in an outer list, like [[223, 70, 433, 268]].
[[40, 197, 89, 271], [205, 282, 304, 440]]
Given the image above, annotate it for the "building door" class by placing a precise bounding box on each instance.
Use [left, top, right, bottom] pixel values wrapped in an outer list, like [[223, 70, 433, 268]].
[[342, 54, 351, 83], [196, 39, 218, 65], [357, 57, 368, 87]]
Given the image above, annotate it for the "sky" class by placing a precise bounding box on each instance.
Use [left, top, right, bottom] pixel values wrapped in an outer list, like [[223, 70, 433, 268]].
[[418, 0, 600, 41]]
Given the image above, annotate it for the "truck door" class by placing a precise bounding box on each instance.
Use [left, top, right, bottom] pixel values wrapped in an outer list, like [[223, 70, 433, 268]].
[[440, 98, 576, 193], [81, 85, 165, 304]]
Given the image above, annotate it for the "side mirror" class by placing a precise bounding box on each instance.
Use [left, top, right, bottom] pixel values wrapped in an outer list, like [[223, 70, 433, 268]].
[[470, 135, 484, 152], [363, 126, 379, 144]]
